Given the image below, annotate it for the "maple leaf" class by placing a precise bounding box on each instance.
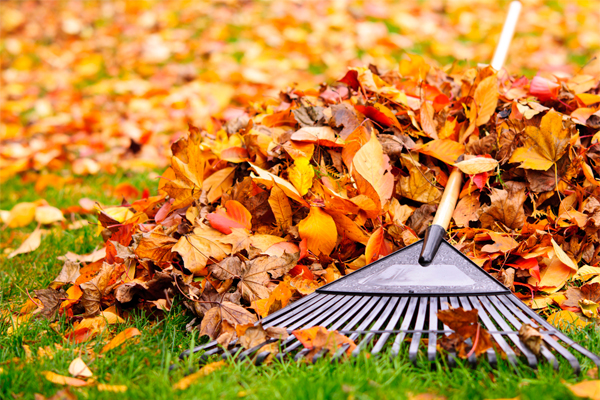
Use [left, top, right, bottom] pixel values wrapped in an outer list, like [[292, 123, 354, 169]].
[[479, 183, 526, 230], [172, 223, 231, 275], [200, 301, 257, 340], [509, 110, 573, 171]]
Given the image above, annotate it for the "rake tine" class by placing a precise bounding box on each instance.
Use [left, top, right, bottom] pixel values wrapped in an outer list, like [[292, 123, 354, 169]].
[[491, 296, 560, 370], [348, 297, 390, 342], [439, 296, 457, 367], [458, 297, 496, 366], [332, 343, 351, 362], [179, 340, 220, 359], [263, 294, 334, 328], [427, 296, 438, 363], [478, 296, 538, 368], [312, 348, 329, 363], [467, 296, 516, 368], [507, 295, 600, 373], [371, 297, 409, 355], [261, 292, 320, 325], [452, 297, 476, 366], [294, 348, 311, 362], [408, 297, 429, 365], [285, 295, 353, 330], [255, 351, 272, 366], [352, 297, 400, 357], [496, 295, 575, 372], [392, 296, 419, 357]]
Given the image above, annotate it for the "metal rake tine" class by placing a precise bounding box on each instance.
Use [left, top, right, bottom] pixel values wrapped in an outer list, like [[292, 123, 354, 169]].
[[352, 297, 400, 357], [497, 295, 579, 372], [491, 296, 560, 370], [348, 297, 390, 342], [263, 294, 333, 328], [458, 296, 495, 366], [450, 297, 476, 366], [408, 297, 429, 365], [371, 297, 409, 355], [427, 297, 439, 363], [392, 296, 419, 357], [439, 296, 457, 367], [478, 296, 538, 368], [261, 292, 320, 325], [285, 295, 354, 330], [179, 340, 220, 359], [506, 295, 600, 373], [467, 296, 516, 368]]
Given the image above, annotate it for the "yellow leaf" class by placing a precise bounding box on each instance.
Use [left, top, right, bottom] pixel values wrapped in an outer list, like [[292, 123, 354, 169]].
[[528, 256, 574, 292], [551, 238, 578, 272], [509, 110, 572, 171], [397, 155, 441, 204], [287, 158, 314, 196], [454, 157, 498, 175], [268, 185, 292, 232], [352, 133, 394, 205], [547, 310, 589, 330], [98, 384, 128, 393], [298, 207, 337, 256], [202, 167, 236, 204], [569, 380, 600, 400], [42, 371, 88, 387], [68, 357, 92, 378], [9, 228, 43, 259], [574, 266, 600, 281], [101, 327, 141, 353], [249, 163, 308, 206], [172, 224, 231, 275], [173, 361, 226, 390], [473, 75, 499, 126], [35, 206, 64, 224], [6, 202, 37, 228]]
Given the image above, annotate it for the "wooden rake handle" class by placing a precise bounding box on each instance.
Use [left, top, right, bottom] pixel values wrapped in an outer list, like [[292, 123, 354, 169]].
[[418, 2, 522, 266]]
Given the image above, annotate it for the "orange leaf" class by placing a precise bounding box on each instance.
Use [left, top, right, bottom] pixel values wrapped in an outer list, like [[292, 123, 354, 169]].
[[42, 371, 88, 387], [298, 207, 337, 256], [415, 139, 465, 166], [365, 227, 389, 264], [101, 327, 141, 353], [352, 132, 394, 205], [473, 74, 499, 126], [206, 200, 252, 234]]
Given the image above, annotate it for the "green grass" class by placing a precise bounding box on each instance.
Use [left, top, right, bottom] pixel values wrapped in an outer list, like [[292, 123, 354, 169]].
[[1, 172, 599, 399]]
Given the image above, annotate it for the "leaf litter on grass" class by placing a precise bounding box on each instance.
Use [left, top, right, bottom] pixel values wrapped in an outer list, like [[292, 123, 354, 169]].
[[1, 0, 600, 396]]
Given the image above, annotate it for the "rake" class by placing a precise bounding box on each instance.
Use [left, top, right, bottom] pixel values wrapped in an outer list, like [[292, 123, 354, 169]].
[[180, 1, 600, 373]]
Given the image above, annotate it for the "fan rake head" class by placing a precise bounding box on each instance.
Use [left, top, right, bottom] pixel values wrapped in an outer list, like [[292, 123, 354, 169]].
[[182, 291, 600, 373], [181, 241, 600, 374]]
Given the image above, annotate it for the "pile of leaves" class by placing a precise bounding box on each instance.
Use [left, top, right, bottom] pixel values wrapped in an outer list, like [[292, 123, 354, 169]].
[[7, 56, 600, 355], [2, 0, 599, 182]]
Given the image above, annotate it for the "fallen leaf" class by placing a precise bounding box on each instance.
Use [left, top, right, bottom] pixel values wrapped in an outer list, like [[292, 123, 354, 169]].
[[298, 207, 337, 256], [9, 227, 43, 259], [509, 110, 572, 171], [287, 157, 315, 196], [35, 206, 64, 224], [352, 132, 394, 205], [268, 185, 293, 232], [68, 357, 92, 378], [173, 361, 226, 390], [97, 384, 128, 393], [518, 324, 543, 355], [568, 380, 600, 400], [206, 200, 252, 234], [473, 74, 499, 126], [101, 327, 141, 353], [42, 371, 88, 387]]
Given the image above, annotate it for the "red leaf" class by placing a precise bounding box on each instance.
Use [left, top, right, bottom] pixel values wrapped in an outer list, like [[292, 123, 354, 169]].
[[338, 70, 359, 91], [206, 200, 252, 234], [289, 264, 314, 280], [354, 105, 394, 127], [507, 258, 541, 282], [471, 172, 488, 190]]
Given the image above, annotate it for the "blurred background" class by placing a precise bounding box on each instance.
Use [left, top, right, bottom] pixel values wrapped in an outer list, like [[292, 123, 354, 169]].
[[1, 0, 599, 180]]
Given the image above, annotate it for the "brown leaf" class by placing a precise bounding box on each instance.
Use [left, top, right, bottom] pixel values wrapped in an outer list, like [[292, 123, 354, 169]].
[[437, 307, 494, 358], [518, 323, 544, 357], [238, 253, 298, 302], [134, 229, 177, 263], [268, 185, 293, 232], [408, 204, 437, 236], [479, 183, 526, 230], [34, 288, 66, 320], [199, 302, 257, 339], [452, 194, 480, 228], [398, 155, 442, 204]]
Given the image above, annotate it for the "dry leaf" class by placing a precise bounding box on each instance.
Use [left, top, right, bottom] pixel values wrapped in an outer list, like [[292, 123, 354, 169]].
[[101, 327, 141, 353], [68, 357, 92, 378], [42, 371, 88, 387], [173, 361, 226, 390], [9, 227, 43, 259], [298, 207, 337, 256]]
